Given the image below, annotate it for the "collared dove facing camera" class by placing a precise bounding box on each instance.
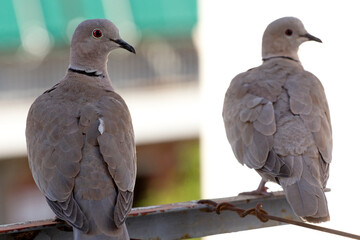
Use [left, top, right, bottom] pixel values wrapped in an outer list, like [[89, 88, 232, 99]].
[[223, 17, 332, 223], [26, 19, 136, 239]]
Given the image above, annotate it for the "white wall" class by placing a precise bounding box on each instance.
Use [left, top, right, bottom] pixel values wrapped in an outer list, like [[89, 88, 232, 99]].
[[0, 83, 199, 159], [198, 1, 360, 239]]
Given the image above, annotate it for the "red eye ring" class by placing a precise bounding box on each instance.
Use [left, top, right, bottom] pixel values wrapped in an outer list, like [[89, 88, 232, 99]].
[[92, 29, 103, 38], [285, 29, 293, 36]]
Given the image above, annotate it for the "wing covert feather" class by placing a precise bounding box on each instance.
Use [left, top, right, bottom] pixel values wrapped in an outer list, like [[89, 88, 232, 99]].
[[285, 71, 332, 163]]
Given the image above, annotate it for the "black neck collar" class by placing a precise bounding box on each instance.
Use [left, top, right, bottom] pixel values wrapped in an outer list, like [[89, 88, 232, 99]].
[[262, 56, 299, 63], [68, 67, 104, 78]]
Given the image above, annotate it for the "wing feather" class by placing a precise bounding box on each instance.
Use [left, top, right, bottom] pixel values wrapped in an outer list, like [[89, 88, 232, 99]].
[[96, 95, 136, 226], [26, 87, 87, 230]]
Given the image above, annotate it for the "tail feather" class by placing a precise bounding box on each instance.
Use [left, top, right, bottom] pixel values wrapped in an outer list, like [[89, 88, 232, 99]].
[[73, 223, 129, 240], [73, 195, 130, 240], [282, 176, 329, 223]]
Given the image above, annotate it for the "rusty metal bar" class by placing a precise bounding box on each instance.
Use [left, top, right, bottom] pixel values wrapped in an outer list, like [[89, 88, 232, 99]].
[[0, 191, 298, 240]]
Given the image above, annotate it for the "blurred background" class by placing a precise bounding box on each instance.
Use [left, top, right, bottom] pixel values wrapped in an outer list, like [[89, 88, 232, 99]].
[[1, 0, 360, 240]]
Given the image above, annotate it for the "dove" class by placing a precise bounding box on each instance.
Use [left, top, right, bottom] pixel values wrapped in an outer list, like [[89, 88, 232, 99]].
[[26, 19, 136, 239], [222, 17, 332, 223]]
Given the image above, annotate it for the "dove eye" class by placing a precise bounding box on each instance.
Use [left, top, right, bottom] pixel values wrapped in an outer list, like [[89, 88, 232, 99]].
[[285, 29, 293, 36], [92, 29, 103, 38]]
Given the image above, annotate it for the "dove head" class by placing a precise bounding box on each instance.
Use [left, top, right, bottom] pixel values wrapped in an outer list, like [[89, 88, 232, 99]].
[[69, 19, 135, 75], [262, 17, 321, 62]]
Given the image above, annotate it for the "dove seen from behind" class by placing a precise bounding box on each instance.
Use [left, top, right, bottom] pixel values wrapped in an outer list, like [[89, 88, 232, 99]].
[[26, 19, 136, 239], [223, 17, 332, 223]]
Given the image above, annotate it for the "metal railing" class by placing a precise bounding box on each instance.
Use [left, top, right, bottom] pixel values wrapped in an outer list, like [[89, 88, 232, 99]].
[[0, 192, 297, 240]]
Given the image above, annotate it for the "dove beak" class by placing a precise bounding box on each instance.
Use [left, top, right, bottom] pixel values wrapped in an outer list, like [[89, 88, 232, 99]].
[[302, 33, 322, 43], [110, 38, 136, 54]]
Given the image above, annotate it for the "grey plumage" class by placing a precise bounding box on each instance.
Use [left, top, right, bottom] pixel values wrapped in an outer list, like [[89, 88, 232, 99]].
[[26, 19, 136, 239], [223, 17, 332, 223]]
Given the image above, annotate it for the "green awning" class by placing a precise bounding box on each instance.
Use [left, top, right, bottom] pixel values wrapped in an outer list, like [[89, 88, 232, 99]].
[[130, 0, 197, 37], [0, 0, 197, 51], [0, 0, 21, 49]]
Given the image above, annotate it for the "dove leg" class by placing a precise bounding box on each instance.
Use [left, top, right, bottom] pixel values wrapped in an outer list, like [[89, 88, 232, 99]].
[[238, 179, 272, 196]]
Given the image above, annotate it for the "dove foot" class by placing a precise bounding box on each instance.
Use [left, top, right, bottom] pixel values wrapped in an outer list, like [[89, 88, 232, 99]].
[[238, 179, 273, 197]]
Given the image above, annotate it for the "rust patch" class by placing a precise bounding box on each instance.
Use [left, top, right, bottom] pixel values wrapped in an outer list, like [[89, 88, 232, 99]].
[[0, 219, 58, 234], [281, 209, 286, 213], [12, 230, 40, 240], [129, 209, 158, 217], [139, 210, 157, 216], [180, 233, 191, 239], [57, 225, 73, 232], [198, 207, 215, 213]]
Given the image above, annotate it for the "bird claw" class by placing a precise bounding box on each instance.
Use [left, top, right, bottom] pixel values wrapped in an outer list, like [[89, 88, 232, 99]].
[[238, 188, 273, 197], [239, 180, 273, 197]]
